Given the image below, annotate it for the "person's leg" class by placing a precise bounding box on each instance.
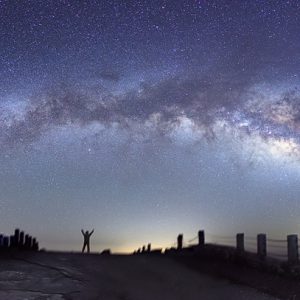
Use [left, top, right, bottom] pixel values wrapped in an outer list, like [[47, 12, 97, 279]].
[[82, 242, 86, 253], [87, 242, 90, 253]]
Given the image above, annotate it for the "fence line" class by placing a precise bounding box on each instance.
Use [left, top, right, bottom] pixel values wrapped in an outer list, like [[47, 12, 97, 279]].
[[133, 229, 299, 264]]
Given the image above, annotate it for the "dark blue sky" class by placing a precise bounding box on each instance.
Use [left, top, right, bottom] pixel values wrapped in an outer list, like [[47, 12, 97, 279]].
[[0, 0, 300, 252]]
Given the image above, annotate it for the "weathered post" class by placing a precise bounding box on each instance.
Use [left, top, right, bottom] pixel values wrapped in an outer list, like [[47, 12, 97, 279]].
[[147, 243, 151, 252], [198, 230, 205, 247], [0, 234, 3, 248], [14, 229, 20, 248], [137, 248, 141, 254], [287, 234, 298, 264], [236, 233, 244, 253], [142, 245, 146, 253], [177, 234, 183, 250], [257, 234, 267, 259]]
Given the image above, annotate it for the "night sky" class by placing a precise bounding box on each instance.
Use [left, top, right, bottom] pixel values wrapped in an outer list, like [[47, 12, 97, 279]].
[[1, 0, 300, 252]]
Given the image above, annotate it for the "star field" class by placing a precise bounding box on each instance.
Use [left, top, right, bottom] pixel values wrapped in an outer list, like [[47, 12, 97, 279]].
[[0, 0, 300, 251]]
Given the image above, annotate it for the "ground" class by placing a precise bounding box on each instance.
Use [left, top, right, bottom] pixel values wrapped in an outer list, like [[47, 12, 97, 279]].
[[0, 252, 279, 300]]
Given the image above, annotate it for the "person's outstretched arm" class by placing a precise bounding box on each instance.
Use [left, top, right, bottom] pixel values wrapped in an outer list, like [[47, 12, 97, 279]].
[[89, 229, 94, 237], [81, 229, 84, 236]]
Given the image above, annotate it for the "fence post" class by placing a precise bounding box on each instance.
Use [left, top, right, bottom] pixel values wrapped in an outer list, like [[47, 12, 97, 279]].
[[257, 234, 267, 259], [147, 243, 151, 252], [177, 234, 183, 250], [287, 234, 298, 264], [14, 229, 20, 248], [32, 238, 37, 251], [198, 230, 205, 247], [236, 233, 244, 253], [25, 234, 29, 249], [3, 236, 9, 248], [28, 236, 33, 249], [19, 231, 24, 249], [9, 235, 14, 248]]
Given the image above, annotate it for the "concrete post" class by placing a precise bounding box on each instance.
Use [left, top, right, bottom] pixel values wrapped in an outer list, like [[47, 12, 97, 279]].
[[198, 230, 205, 247], [147, 243, 151, 252], [236, 233, 244, 253], [257, 234, 267, 259], [177, 234, 183, 250], [14, 229, 20, 247], [287, 234, 298, 264]]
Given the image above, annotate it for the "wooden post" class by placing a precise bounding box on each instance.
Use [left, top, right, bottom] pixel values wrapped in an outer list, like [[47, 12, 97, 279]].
[[25, 234, 29, 249], [257, 234, 267, 259], [0, 234, 3, 248], [142, 245, 146, 253], [19, 231, 24, 249], [3, 236, 9, 248], [32, 238, 37, 251], [287, 234, 298, 264], [28, 236, 32, 249], [177, 234, 183, 250], [14, 229, 20, 247], [9, 235, 14, 248], [236, 233, 244, 253], [198, 230, 205, 247], [147, 243, 151, 252]]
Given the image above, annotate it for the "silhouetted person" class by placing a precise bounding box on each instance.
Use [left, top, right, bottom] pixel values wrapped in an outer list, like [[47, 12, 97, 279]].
[[81, 229, 94, 253]]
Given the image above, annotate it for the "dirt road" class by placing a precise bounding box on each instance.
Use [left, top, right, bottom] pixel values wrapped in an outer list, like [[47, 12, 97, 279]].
[[0, 252, 279, 299]]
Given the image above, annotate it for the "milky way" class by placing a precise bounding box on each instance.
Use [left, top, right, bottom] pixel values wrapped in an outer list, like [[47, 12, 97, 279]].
[[0, 1, 300, 251]]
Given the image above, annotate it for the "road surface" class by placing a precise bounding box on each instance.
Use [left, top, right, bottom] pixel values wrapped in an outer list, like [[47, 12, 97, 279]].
[[0, 252, 279, 300]]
